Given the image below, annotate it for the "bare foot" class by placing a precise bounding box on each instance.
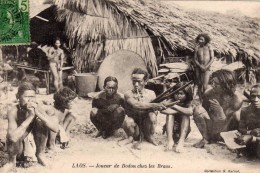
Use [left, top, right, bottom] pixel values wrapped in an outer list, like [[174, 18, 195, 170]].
[[102, 131, 110, 139], [175, 142, 185, 153], [94, 131, 102, 138], [1, 162, 15, 173], [47, 148, 56, 155], [193, 139, 209, 148], [118, 136, 134, 146], [146, 137, 158, 146], [47, 145, 57, 153], [37, 154, 47, 166], [132, 141, 142, 150], [166, 141, 174, 151]]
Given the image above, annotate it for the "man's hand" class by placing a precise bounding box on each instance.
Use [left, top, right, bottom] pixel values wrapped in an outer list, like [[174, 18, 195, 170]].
[[199, 65, 206, 72], [107, 104, 120, 113], [209, 99, 226, 120], [205, 65, 211, 71], [57, 64, 61, 71], [26, 101, 38, 109], [209, 99, 224, 112], [26, 102, 38, 116], [161, 108, 178, 115], [153, 103, 167, 111], [251, 128, 260, 137], [235, 135, 252, 145]]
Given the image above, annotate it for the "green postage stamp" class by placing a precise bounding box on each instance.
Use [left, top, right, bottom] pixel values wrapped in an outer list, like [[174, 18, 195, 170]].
[[0, 0, 30, 45]]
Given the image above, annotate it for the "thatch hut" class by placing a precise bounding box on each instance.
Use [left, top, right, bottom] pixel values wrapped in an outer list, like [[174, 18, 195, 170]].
[[41, 0, 260, 77]]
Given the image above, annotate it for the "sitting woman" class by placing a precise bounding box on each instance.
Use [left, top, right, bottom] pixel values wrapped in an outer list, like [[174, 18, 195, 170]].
[[48, 87, 77, 150], [161, 82, 193, 153]]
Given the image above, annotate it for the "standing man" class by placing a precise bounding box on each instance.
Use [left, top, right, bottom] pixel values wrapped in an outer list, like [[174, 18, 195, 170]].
[[193, 69, 243, 148], [194, 33, 214, 99], [235, 84, 260, 158], [122, 68, 166, 147], [48, 38, 64, 92], [90, 76, 125, 139], [2, 82, 59, 173]]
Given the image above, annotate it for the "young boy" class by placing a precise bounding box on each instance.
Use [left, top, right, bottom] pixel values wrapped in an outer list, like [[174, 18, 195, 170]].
[[194, 33, 214, 99], [161, 82, 193, 153], [48, 87, 77, 150]]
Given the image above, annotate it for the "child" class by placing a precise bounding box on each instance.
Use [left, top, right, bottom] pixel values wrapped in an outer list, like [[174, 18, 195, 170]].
[[161, 82, 193, 153], [48, 87, 77, 150], [194, 33, 214, 100]]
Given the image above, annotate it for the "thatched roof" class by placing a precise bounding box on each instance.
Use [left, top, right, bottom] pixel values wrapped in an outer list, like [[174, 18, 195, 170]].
[[105, 0, 260, 58], [50, 0, 260, 74], [30, 0, 52, 18]]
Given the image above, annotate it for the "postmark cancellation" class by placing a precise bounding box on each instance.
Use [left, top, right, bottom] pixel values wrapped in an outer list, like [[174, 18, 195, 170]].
[[0, 0, 30, 45]]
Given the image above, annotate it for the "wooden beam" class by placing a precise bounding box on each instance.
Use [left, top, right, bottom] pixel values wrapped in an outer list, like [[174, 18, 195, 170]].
[[35, 15, 49, 22]]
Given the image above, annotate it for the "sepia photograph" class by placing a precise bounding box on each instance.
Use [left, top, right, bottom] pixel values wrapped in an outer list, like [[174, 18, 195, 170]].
[[0, 0, 260, 173]]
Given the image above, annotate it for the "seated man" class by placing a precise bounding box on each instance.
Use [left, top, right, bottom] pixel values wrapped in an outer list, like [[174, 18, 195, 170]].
[[122, 68, 166, 148], [90, 76, 125, 139], [235, 84, 260, 158], [193, 69, 243, 148], [48, 87, 77, 150], [2, 82, 59, 173]]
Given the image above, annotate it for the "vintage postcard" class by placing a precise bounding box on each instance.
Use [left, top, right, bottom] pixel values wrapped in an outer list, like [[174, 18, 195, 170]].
[[0, 0, 259, 173]]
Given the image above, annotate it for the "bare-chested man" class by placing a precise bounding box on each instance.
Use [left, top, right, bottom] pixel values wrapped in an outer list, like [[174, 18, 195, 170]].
[[2, 82, 59, 173], [235, 84, 260, 158], [122, 68, 166, 148], [193, 69, 243, 148], [90, 76, 125, 139], [194, 33, 214, 99], [48, 38, 64, 92]]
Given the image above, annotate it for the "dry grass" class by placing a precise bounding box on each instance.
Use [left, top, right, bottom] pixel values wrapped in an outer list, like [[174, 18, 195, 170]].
[[52, 0, 260, 75]]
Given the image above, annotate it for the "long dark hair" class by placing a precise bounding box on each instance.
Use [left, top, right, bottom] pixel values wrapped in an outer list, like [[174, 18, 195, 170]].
[[53, 87, 77, 111], [212, 69, 236, 96], [195, 33, 211, 45], [172, 82, 193, 104]]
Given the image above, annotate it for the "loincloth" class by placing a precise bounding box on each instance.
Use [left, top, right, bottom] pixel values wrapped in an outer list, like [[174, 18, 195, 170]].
[[125, 108, 156, 124], [194, 67, 211, 85]]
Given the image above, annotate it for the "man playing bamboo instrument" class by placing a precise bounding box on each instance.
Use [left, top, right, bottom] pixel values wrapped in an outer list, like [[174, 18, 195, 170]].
[[90, 76, 125, 139], [193, 69, 243, 148], [193, 33, 214, 100], [2, 82, 59, 173], [122, 68, 166, 147]]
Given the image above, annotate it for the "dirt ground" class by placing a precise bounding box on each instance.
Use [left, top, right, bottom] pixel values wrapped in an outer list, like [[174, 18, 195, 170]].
[[0, 87, 260, 173]]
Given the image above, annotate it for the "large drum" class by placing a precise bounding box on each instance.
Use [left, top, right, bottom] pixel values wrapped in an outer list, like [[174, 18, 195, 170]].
[[98, 50, 147, 94]]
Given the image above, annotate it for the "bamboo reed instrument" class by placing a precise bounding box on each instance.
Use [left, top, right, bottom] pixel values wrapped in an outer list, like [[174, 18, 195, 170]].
[[151, 80, 193, 103]]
